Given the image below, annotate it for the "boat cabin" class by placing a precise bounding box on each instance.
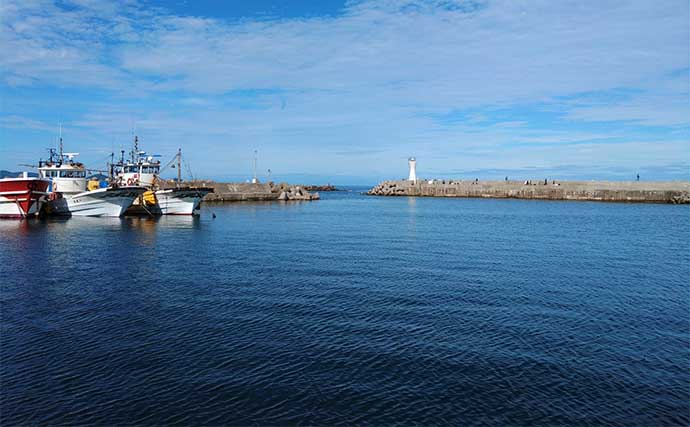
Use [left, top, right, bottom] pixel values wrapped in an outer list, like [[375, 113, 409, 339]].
[[38, 151, 87, 194], [114, 155, 160, 187]]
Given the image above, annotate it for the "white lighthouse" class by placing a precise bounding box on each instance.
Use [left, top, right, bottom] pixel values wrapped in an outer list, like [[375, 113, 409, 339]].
[[408, 157, 417, 183]]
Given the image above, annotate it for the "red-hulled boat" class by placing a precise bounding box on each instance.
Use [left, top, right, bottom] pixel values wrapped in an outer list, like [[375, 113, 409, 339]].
[[0, 173, 51, 218]]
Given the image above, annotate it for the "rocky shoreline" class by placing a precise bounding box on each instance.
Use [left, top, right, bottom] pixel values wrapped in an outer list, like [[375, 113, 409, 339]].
[[368, 180, 690, 204], [304, 184, 340, 192]]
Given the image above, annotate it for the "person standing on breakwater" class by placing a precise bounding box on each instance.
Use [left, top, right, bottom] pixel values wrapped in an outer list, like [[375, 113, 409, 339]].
[[637, 174, 640, 181]]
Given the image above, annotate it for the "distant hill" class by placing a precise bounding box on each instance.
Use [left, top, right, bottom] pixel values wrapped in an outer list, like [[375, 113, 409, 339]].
[[87, 173, 108, 181], [0, 170, 38, 179]]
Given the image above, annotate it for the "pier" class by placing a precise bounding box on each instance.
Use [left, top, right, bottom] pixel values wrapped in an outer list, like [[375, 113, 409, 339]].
[[161, 180, 320, 202], [368, 180, 690, 204]]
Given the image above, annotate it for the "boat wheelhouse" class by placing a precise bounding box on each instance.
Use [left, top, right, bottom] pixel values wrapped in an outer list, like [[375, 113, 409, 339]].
[[113, 143, 162, 188], [38, 150, 87, 194]]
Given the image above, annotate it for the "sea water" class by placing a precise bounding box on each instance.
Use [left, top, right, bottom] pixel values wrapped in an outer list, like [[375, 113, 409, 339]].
[[1, 189, 688, 425]]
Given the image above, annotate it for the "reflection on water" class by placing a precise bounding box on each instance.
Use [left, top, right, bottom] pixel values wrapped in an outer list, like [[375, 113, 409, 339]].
[[0, 214, 202, 233], [405, 196, 418, 236], [0, 215, 205, 274]]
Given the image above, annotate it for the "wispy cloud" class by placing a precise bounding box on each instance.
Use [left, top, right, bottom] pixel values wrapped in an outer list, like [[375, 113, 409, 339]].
[[0, 0, 688, 181]]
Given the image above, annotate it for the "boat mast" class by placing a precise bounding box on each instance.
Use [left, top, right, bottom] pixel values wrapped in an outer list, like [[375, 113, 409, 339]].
[[109, 152, 114, 179], [58, 123, 63, 161], [132, 135, 138, 164], [177, 148, 181, 188]]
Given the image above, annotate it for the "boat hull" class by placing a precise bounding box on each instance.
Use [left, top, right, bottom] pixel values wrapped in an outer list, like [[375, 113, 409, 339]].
[[156, 188, 213, 215], [125, 187, 214, 216], [47, 186, 145, 217], [0, 178, 50, 218]]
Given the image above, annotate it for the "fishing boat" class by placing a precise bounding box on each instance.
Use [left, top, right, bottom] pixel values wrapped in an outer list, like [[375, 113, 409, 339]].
[[111, 137, 213, 215], [0, 172, 50, 218], [39, 148, 145, 217]]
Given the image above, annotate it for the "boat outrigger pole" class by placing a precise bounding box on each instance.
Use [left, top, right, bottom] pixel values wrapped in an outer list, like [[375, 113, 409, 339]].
[[177, 148, 181, 189]]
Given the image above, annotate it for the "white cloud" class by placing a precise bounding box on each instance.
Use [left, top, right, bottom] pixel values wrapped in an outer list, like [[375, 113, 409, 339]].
[[0, 0, 688, 179]]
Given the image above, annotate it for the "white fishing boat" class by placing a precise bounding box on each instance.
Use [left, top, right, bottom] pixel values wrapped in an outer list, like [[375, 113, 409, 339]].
[[111, 137, 213, 216], [39, 146, 145, 217]]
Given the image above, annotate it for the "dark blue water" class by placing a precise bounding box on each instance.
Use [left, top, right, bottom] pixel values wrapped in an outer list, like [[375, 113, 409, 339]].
[[2, 190, 689, 426]]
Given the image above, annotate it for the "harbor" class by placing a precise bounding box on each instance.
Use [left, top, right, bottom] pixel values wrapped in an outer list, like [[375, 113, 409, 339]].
[[3, 0, 689, 425]]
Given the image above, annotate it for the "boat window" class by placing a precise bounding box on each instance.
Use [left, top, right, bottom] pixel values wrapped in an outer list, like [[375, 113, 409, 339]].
[[59, 170, 86, 178], [142, 166, 159, 174]]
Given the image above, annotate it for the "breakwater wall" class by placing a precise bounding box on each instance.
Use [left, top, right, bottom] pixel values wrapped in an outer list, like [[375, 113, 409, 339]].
[[162, 180, 320, 202], [368, 180, 690, 204]]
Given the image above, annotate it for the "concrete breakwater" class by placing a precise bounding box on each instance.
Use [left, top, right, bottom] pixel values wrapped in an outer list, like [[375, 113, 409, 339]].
[[161, 180, 320, 202], [368, 180, 690, 204]]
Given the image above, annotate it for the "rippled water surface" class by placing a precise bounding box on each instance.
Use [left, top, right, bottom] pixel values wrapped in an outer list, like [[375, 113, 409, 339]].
[[2, 189, 689, 425]]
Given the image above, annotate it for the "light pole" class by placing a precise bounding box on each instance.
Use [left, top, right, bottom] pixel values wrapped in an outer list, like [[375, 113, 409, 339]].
[[252, 150, 258, 184]]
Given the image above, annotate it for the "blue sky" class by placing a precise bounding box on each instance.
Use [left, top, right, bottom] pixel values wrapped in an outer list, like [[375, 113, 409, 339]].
[[1, 0, 688, 184]]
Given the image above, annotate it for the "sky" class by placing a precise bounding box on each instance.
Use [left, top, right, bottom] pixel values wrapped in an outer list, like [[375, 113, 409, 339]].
[[0, 0, 688, 184]]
